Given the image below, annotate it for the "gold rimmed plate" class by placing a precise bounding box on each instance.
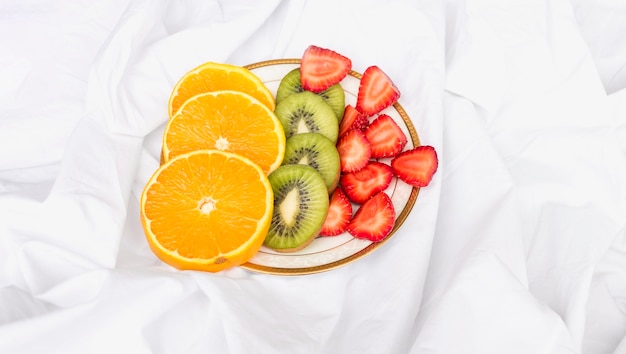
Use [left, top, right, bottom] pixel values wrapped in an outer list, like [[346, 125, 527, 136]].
[[240, 59, 420, 275]]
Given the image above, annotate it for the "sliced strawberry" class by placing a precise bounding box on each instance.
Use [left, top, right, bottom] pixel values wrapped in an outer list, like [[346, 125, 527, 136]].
[[300, 45, 352, 93], [340, 161, 393, 204], [355, 66, 400, 116], [347, 192, 395, 242], [391, 145, 438, 187], [364, 114, 407, 158], [338, 104, 369, 137], [319, 187, 353, 236], [336, 129, 371, 173]]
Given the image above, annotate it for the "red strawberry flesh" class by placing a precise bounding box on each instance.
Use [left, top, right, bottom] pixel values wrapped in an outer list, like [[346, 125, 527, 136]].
[[319, 187, 353, 236], [365, 114, 408, 158], [338, 104, 369, 137], [300, 45, 352, 93], [340, 161, 393, 204], [391, 145, 438, 187], [336, 129, 371, 173], [347, 192, 395, 242], [356, 66, 400, 116]]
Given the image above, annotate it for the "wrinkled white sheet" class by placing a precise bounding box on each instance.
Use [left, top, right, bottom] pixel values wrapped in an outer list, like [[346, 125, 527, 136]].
[[0, 0, 625, 353]]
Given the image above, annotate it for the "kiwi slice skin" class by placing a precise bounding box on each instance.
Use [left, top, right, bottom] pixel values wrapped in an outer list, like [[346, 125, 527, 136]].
[[265, 164, 329, 253], [276, 68, 345, 120], [274, 91, 339, 143], [283, 133, 340, 193]]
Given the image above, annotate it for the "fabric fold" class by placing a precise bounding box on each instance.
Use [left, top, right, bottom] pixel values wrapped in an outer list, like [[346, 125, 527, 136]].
[[1, 0, 625, 353]]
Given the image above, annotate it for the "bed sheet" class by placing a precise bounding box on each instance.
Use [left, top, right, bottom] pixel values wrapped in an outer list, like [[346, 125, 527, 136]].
[[0, 0, 625, 353]]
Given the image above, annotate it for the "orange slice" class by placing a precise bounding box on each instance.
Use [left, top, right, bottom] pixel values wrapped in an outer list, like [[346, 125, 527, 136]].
[[162, 90, 286, 175], [140, 149, 273, 272], [168, 62, 275, 117]]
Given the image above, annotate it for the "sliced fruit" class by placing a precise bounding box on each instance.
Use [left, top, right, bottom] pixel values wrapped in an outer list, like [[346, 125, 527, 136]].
[[391, 145, 438, 187], [300, 45, 352, 93], [319, 187, 352, 237], [347, 192, 395, 242], [338, 104, 369, 137], [274, 91, 339, 143], [276, 68, 346, 120], [340, 161, 393, 204], [355, 66, 400, 117], [317, 84, 346, 121], [168, 61, 275, 117], [282, 133, 340, 192], [365, 114, 408, 158], [265, 164, 330, 253], [162, 90, 286, 175], [336, 129, 371, 173], [140, 150, 273, 272], [275, 68, 305, 103]]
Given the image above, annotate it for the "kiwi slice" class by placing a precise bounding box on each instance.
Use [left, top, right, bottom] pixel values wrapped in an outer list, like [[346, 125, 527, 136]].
[[283, 133, 340, 193], [274, 91, 339, 143], [276, 68, 346, 120], [318, 85, 346, 121], [265, 164, 329, 253]]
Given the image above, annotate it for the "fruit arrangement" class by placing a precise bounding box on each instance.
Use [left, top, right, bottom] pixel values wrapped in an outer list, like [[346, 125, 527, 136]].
[[139, 45, 438, 273], [270, 45, 438, 245]]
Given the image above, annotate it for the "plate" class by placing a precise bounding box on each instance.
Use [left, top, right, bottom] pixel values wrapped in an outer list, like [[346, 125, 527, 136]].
[[240, 59, 420, 275]]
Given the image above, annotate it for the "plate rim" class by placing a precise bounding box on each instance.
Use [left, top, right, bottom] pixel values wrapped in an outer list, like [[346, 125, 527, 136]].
[[239, 58, 421, 276]]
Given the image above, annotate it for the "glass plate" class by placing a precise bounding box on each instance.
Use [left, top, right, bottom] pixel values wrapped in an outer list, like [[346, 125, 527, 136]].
[[240, 59, 420, 275]]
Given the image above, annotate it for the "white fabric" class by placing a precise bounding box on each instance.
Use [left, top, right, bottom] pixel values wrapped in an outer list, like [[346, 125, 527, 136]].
[[0, 0, 625, 353]]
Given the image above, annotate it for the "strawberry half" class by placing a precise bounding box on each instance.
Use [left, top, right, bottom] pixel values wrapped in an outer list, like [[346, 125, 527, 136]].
[[300, 45, 352, 93], [338, 104, 369, 137], [336, 129, 371, 173], [365, 114, 408, 158], [340, 161, 393, 204], [347, 192, 395, 242], [356, 66, 400, 116], [319, 187, 353, 236], [391, 145, 438, 187]]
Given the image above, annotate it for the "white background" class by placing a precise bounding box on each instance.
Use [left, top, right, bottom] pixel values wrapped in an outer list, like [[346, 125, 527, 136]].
[[1, 0, 625, 353]]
